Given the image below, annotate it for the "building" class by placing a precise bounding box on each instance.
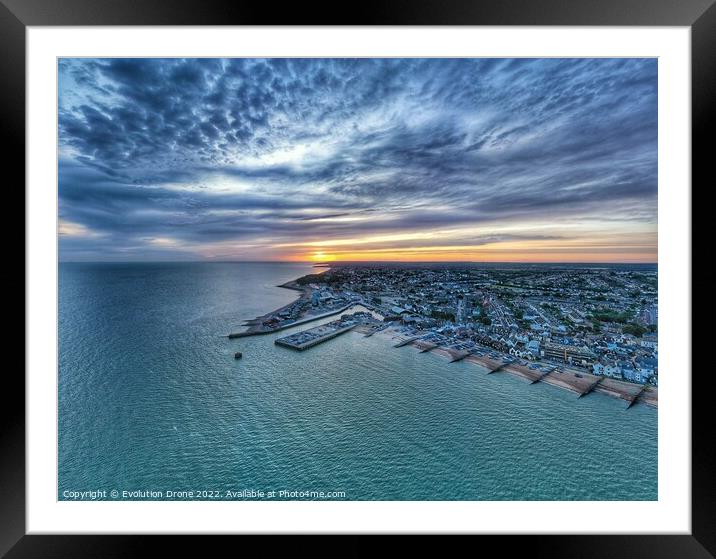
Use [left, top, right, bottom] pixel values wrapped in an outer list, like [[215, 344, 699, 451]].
[[640, 334, 658, 350], [543, 341, 596, 365], [593, 362, 622, 379], [526, 339, 540, 355]]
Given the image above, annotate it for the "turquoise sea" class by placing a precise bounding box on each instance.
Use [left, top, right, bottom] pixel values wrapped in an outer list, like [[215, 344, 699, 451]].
[[58, 262, 657, 500]]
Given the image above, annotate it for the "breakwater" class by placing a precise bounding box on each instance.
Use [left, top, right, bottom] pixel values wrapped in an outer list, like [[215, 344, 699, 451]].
[[275, 320, 357, 350], [228, 303, 357, 338]]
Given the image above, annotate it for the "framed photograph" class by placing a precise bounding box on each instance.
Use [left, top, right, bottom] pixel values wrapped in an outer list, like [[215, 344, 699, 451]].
[[5, 0, 712, 555]]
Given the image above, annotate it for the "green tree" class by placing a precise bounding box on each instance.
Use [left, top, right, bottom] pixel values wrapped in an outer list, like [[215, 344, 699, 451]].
[[623, 323, 647, 337]]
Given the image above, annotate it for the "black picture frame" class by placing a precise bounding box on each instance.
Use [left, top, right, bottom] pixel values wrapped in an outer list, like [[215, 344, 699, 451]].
[[3, 0, 712, 555]]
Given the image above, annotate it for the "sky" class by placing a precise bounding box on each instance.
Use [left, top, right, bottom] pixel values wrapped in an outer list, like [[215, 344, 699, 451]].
[[58, 58, 657, 263]]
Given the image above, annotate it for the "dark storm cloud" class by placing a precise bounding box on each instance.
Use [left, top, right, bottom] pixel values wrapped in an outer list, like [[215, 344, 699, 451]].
[[58, 57, 657, 260]]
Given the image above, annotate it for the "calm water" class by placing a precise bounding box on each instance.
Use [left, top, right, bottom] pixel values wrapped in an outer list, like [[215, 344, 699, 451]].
[[59, 262, 657, 500]]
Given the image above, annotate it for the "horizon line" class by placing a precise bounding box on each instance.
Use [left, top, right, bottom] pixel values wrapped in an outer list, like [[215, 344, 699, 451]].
[[58, 259, 658, 265]]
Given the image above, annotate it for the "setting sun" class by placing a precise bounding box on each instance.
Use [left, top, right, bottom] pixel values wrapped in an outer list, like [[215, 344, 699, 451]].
[[310, 251, 335, 262]]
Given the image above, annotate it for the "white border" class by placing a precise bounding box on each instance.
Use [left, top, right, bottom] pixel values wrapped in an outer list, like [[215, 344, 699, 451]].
[[27, 26, 691, 534]]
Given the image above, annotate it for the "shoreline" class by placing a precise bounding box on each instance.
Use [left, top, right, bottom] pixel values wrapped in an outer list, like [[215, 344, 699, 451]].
[[228, 272, 657, 410], [374, 327, 657, 409], [228, 267, 336, 337], [244, 280, 308, 324]]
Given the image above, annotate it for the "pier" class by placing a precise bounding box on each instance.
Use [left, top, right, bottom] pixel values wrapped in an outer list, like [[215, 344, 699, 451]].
[[419, 342, 437, 353]]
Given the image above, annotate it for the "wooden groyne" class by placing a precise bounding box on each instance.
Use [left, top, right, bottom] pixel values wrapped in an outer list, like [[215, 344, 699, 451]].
[[636, 386, 658, 408], [488, 362, 509, 374], [410, 338, 438, 353], [579, 376, 604, 398], [626, 384, 650, 409], [593, 378, 647, 406], [493, 362, 555, 384], [449, 350, 470, 363], [394, 336, 422, 348], [530, 368, 554, 384]]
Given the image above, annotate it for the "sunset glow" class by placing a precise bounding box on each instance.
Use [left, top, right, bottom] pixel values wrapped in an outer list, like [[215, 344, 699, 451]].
[[58, 58, 657, 263]]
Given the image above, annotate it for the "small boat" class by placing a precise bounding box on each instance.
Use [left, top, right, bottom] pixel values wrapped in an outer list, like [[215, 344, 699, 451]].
[[234, 351, 243, 359]]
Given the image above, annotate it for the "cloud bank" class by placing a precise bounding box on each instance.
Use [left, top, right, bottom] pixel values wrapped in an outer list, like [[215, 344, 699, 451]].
[[58, 58, 657, 262]]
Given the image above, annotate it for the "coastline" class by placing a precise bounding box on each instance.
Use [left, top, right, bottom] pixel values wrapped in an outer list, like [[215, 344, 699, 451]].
[[228, 267, 335, 338], [373, 327, 658, 409], [229, 271, 657, 410]]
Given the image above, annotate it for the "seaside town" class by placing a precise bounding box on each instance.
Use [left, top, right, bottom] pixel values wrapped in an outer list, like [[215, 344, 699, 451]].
[[230, 264, 658, 407]]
